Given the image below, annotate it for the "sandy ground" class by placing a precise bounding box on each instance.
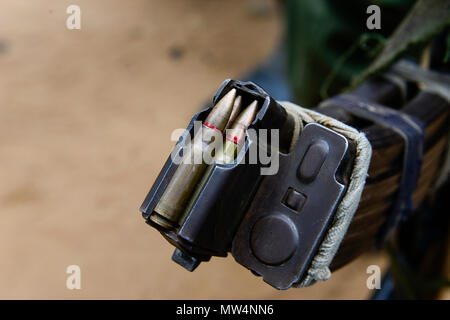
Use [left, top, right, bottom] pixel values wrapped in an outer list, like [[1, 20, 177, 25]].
[[1, 0, 442, 299]]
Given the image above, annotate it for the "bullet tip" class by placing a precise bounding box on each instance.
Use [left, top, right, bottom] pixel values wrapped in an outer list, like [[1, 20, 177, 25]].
[[205, 88, 238, 131]]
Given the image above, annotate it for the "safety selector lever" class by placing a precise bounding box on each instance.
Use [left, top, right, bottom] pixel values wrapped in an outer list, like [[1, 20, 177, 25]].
[[140, 80, 354, 289]]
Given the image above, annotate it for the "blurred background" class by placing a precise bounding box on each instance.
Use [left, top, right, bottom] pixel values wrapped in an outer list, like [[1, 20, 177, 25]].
[[0, 0, 447, 299]]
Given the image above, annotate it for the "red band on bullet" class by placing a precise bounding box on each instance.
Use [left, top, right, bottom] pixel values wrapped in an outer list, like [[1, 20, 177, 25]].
[[226, 135, 240, 145], [203, 122, 221, 132]]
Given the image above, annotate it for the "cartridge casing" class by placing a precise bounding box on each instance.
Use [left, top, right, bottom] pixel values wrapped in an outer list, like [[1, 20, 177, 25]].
[[151, 89, 237, 229]]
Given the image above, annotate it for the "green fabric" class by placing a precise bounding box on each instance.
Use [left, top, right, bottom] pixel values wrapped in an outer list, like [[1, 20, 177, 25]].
[[285, 0, 415, 107], [352, 0, 450, 86]]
